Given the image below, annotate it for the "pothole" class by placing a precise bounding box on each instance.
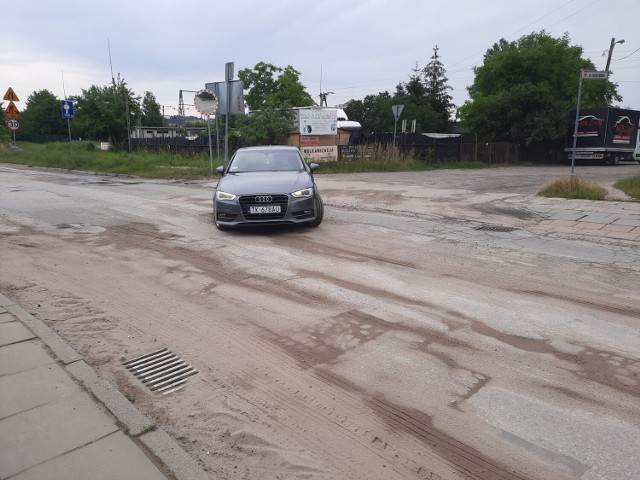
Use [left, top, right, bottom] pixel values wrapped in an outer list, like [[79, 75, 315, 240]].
[[475, 225, 519, 232]]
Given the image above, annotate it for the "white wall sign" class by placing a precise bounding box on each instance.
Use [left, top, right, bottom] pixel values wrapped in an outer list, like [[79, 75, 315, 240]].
[[299, 109, 337, 136], [301, 146, 338, 162]]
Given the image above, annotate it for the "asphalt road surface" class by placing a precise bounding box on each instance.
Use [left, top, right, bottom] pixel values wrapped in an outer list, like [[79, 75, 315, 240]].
[[1, 163, 639, 480]]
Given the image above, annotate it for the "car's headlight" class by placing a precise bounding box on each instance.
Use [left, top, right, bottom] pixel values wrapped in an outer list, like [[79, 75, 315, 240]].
[[216, 191, 237, 201], [292, 187, 313, 198]]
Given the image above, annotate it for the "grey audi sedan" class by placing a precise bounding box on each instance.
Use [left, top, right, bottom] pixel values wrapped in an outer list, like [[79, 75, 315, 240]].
[[213, 146, 324, 230]]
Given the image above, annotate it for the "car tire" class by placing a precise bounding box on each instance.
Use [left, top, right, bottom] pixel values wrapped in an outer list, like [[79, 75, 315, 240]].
[[305, 195, 324, 227]]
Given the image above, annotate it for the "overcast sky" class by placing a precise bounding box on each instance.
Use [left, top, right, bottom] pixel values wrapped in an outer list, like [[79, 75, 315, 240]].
[[3, 0, 639, 119]]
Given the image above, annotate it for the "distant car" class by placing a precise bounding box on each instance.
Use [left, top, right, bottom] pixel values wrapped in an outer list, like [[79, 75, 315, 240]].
[[213, 146, 324, 230]]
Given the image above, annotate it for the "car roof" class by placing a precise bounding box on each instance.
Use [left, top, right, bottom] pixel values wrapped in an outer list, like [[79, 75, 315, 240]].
[[236, 146, 299, 152]]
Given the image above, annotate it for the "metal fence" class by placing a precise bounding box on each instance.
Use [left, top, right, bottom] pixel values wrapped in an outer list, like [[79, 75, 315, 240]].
[[131, 137, 211, 156], [339, 134, 523, 165]]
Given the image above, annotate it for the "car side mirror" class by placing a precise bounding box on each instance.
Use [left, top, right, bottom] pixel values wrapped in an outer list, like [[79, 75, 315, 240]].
[[309, 163, 320, 172], [216, 166, 225, 175]]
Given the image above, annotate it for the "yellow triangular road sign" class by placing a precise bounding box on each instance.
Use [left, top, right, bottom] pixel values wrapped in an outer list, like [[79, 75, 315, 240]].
[[5, 101, 20, 119], [3, 87, 19, 102]]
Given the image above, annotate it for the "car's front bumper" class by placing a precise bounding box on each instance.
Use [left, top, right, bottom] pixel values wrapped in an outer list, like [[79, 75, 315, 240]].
[[214, 194, 318, 227]]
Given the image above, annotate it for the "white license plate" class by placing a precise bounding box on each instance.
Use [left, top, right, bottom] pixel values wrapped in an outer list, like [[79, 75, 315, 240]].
[[249, 205, 281, 214]]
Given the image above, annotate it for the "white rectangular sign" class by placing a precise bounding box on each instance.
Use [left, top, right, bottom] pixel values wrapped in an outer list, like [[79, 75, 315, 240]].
[[301, 146, 338, 162], [299, 109, 337, 136], [582, 71, 607, 79]]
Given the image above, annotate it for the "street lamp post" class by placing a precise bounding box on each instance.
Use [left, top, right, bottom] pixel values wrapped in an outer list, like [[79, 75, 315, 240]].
[[605, 38, 625, 77]]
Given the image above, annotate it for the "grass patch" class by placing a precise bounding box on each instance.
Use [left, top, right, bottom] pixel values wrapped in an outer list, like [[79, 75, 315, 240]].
[[310, 144, 484, 173], [0, 142, 221, 179], [539, 176, 608, 200], [142, 423, 159, 434], [1, 141, 486, 179], [614, 176, 640, 201]]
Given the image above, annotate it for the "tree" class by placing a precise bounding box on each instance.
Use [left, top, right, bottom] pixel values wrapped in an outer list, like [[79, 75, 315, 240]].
[[236, 99, 295, 145], [141, 91, 164, 126], [344, 91, 394, 132], [238, 62, 315, 111], [0, 104, 9, 143], [21, 90, 68, 136], [72, 75, 140, 146], [459, 31, 621, 146], [422, 46, 455, 130], [393, 47, 455, 133], [236, 62, 314, 145], [352, 47, 455, 134]]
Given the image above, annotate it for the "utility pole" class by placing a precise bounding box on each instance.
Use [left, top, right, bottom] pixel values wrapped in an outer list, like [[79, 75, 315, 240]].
[[605, 37, 625, 77]]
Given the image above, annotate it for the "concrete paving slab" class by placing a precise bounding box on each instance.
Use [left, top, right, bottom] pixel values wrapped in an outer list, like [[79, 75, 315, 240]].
[[548, 210, 586, 221], [611, 217, 640, 227], [0, 321, 35, 346], [6, 303, 82, 364], [141, 428, 211, 480], [579, 214, 616, 224], [11, 431, 166, 480], [0, 392, 118, 478], [600, 224, 636, 233], [0, 362, 81, 419], [0, 339, 54, 376], [67, 360, 153, 436], [0, 311, 13, 323]]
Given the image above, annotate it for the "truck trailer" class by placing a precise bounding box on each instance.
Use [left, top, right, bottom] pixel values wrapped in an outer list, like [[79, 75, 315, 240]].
[[564, 107, 640, 165]]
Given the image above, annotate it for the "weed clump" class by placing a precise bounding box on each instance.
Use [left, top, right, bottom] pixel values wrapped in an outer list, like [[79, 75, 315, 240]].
[[539, 176, 607, 200], [614, 176, 640, 201]]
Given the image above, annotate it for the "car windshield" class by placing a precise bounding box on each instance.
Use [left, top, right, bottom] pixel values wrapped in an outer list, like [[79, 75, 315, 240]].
[[228, 150, 304, 173]]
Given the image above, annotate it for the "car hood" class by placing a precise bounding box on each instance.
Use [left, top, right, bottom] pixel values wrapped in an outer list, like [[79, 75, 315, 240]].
[[218, 171, 313, 195]]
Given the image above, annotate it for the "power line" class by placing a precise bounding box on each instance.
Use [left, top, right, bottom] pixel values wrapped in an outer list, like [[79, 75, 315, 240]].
[[615, 47, 640, 61], [448, 0, 578, 69]]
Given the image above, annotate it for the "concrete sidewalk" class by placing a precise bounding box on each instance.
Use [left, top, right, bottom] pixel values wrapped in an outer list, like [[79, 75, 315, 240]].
[[0, 293, 209, 480], [528, 198, 640, 241]]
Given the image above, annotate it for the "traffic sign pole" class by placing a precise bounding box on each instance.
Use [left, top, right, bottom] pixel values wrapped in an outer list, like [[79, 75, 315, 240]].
[[3, 88, 20, 146], [391, 105, 404, 147], [570, 71, 584, 176], [570, 70, 607, 176]]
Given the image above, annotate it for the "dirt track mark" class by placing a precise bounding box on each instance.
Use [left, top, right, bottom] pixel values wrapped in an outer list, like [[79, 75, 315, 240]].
[[469, 319, 640, 396], [311, 369, 536, 480], [280, 234, 417, 268], [508, 288, 640, 319]]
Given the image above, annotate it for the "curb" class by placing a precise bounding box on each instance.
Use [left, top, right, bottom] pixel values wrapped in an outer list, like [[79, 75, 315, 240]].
[[0, 292, 209, 480]]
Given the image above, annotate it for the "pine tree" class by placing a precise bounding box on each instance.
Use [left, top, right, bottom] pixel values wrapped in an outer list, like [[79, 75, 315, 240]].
[[422, 46, 454, 116]]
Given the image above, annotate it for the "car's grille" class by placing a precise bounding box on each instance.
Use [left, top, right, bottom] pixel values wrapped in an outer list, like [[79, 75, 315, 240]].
[[239, 194, 289, 220]]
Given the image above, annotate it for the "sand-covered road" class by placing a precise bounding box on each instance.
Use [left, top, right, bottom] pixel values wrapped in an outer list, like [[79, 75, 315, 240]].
[[1, 163, 639, 480]]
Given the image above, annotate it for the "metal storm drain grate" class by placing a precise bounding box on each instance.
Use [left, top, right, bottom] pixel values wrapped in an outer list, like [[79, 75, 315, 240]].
[[122, 348, 198, 394], [475, 225, 519, 232]]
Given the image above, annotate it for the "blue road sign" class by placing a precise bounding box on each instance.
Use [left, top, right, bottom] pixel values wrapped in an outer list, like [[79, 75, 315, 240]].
[[61, 100, 74, 118]]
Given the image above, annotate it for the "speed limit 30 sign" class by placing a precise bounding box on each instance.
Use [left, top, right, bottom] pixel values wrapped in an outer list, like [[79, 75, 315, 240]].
[[5, 119, 20, 131]]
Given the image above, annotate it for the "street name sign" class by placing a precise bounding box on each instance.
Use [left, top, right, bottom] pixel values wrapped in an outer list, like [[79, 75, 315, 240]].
[[582, 71, 607, 80]]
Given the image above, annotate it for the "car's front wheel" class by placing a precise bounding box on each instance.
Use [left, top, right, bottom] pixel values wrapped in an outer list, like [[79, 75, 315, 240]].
[[305, 195, 324, 227]]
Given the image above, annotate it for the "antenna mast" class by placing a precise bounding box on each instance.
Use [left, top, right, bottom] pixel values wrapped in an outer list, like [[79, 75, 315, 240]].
[[107, 38, 115, 84]]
